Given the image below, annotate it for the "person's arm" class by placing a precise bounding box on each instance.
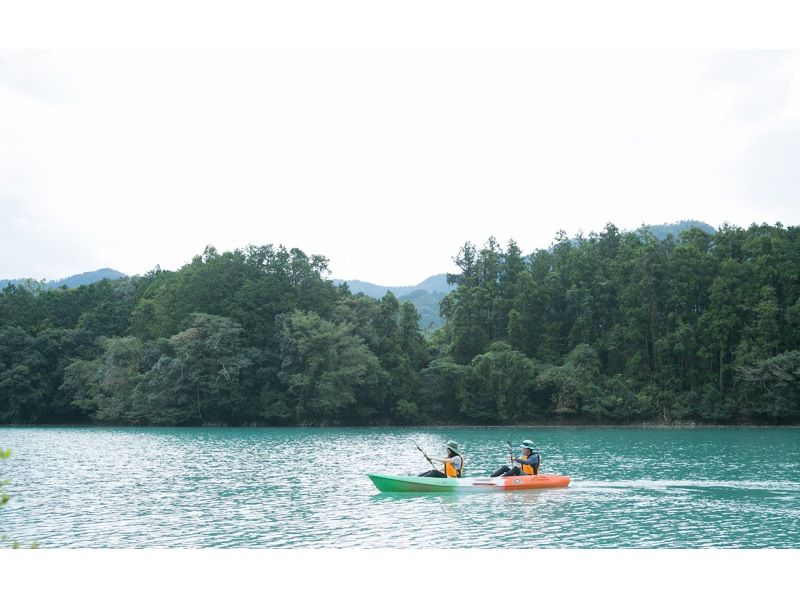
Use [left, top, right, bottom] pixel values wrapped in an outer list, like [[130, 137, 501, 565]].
[[516, 454, 539, 465]]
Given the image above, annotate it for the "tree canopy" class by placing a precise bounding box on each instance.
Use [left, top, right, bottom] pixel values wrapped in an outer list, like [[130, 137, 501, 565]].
[[2, 223, 800, 426]]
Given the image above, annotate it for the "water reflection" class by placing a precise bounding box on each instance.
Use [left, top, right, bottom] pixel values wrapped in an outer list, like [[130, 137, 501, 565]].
[[370, 492, 463, 505], [2, 426, 799, 548]]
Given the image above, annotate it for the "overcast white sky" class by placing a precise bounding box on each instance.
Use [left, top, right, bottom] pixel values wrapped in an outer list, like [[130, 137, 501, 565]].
[[2, 18, 800, 285]]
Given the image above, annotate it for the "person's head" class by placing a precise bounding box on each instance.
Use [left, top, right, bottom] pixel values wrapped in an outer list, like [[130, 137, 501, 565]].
[[445, 440, 461, 458], [520, 439, 534, 455]]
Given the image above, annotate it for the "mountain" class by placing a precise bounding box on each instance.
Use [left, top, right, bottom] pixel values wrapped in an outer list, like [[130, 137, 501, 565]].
[[0, 268, 126, 291], [332, 273, 450, 299], [641, 220, 715, 239], [396, 288, 447, 331], [410, 274, 451, 294], [332, 274, 452, 331]]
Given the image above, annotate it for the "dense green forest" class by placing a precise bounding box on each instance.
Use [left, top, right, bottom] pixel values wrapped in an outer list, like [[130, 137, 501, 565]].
[[1, 223, 799, 426]]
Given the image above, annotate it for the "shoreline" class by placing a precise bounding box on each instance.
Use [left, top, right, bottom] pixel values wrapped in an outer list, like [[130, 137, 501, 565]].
[[2, 422, 799, 429]]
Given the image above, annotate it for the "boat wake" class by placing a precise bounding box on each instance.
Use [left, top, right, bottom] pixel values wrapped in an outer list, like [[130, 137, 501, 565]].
[[571, 479, 800, 492]]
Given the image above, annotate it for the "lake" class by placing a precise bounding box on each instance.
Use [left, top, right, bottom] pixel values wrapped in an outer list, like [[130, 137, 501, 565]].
[[1, 426, 798, 548]]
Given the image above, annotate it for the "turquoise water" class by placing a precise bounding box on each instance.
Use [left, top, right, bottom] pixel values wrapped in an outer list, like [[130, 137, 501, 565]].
[[1, 427, 798, 548]]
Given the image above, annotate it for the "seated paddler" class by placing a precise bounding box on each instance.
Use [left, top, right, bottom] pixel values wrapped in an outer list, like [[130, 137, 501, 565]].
[[491, 439, 540, 477], [418, 441, 464, 478]]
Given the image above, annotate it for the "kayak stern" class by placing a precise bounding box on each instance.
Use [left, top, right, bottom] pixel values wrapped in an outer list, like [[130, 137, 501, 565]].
[[368, 473, 459, 492]]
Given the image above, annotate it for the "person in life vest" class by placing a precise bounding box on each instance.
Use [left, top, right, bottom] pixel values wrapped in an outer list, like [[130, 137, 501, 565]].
[[491, 439, 540, 477], [418, 441, 465, 478]]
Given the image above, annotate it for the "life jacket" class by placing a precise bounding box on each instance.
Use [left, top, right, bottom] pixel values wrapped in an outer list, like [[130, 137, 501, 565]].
[[444, 455, 464, 478], [520, 451, 541, 475]]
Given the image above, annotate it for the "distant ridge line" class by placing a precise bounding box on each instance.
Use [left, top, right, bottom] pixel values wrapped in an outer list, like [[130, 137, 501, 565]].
[[0, 268, 126, 290]]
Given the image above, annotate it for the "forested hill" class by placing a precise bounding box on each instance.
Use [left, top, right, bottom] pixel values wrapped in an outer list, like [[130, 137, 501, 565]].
[[1, 222, 799, 427], [335, 222, 716, 330], [0, 268, 125, 291], [644, 220, 715, 239]]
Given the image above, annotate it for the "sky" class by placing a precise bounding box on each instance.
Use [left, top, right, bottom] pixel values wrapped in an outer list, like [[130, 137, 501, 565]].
[[2, 48, 800, 284]]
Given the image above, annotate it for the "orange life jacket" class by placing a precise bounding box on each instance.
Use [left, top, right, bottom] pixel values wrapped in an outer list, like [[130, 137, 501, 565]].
[[520, 451, 540, 475], [444, 455, 464, 478]]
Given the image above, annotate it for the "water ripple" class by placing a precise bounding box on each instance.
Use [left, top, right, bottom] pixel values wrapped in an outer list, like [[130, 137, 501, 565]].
[[1, 426, 798, 548]]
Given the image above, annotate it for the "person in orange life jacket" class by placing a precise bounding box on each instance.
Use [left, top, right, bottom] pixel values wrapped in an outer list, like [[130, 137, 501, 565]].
[[418, 441, 464, 478], [491, 439, 540, 477]]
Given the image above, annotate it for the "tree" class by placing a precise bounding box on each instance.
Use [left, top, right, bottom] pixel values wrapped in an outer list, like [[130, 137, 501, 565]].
[[538, 344, 603, 417], [136, 313, 255, 425], [1, 448, 10, 509], [277, 310, 382, 424], [738, 350, 800, 422], [0, 448, 38, 548], [464, 341, 537, 422], [418, 355, 466, 421], [1, 447, 12, 546]]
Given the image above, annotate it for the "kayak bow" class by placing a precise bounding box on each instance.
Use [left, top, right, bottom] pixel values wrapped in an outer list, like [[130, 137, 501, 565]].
[[368, 473, 570, 492]]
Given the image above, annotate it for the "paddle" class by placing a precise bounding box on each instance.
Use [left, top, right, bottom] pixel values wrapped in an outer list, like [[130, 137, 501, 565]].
[[414, 441, 437, 470], [505, 439, 516, 471]]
